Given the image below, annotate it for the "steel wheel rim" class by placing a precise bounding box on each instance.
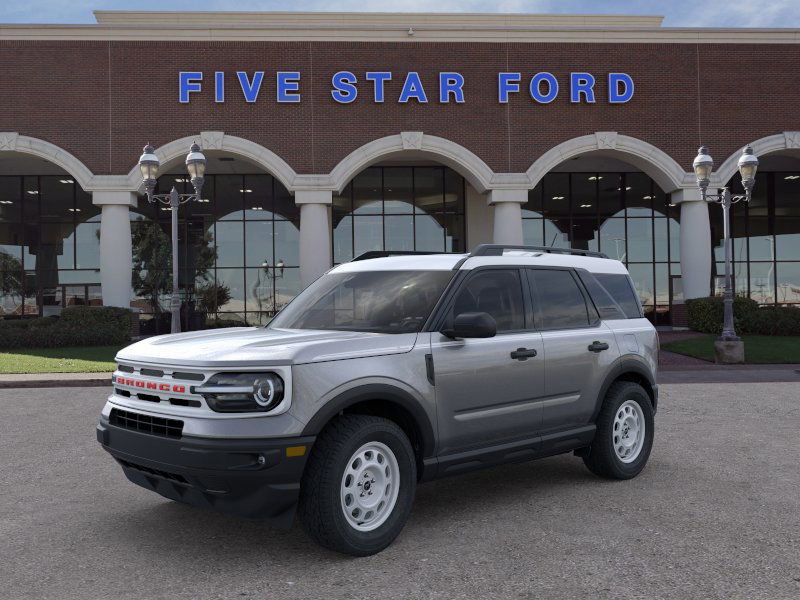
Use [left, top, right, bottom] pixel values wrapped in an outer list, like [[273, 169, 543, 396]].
[[340, 441, 400, 532], [613, 399, 646, 463]]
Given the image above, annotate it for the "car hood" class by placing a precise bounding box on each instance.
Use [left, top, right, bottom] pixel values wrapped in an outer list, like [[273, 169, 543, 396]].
[[115, 327, 418, 367]]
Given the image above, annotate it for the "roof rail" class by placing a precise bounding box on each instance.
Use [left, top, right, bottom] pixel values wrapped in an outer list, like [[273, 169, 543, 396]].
[[469, 244, 609, 259], [351, 250, 451, 262]]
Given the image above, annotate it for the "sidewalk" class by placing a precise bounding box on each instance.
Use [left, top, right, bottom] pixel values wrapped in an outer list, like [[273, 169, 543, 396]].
[[1, 364, 799, 389], [0, 372, 111, 389]]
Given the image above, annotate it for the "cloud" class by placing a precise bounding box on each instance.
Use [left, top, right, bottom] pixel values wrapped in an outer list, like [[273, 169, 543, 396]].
[[1, 0, 799, 27]]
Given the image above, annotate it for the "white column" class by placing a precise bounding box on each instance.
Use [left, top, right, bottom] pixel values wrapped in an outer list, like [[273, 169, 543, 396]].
[[487, 189, 527, 245], [296, 190, 333, 288], [465, 182, 493, 250], [673, 188, 712, 300], [93, 191, 137, 308]]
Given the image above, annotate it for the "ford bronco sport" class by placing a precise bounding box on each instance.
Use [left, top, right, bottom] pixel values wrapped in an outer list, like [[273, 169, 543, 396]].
[[97, 244, 658, 556]]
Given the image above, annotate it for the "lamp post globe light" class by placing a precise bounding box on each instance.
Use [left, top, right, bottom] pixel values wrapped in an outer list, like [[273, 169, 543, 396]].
[[138, 142, 207, 334], [692, 144, 759, 363]]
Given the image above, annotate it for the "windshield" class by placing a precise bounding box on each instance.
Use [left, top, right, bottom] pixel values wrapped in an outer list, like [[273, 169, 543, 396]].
[[269, 270, 454, 333]]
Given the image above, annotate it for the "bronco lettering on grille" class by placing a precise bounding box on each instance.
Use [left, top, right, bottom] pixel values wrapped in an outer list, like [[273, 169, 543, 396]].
[[117, 377, 186, 394]]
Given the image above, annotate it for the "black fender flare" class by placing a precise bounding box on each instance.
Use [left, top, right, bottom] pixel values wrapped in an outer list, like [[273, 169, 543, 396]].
[[591, 357, 658, 421], [301, 383, 436, 458]]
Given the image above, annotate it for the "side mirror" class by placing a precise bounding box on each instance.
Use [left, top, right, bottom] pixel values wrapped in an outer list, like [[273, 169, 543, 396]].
[[442, 312, 497, 339]]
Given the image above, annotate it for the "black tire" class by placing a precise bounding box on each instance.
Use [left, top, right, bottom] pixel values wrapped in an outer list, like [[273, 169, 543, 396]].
[[583, 381, 654, 480], [297, 414, 417, 556]]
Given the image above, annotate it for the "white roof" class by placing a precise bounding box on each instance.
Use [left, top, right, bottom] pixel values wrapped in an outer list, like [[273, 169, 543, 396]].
[[331, 250, 629, 275], [332, 254, 466, 272]]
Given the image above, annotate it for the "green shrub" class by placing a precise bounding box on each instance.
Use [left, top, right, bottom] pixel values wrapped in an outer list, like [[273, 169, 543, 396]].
[[686, 296, 759, 335], [687, 296, 800, 336], [0, 306, 132, 349], [748, 306, 800, 336], [203, 318, 250, 329]]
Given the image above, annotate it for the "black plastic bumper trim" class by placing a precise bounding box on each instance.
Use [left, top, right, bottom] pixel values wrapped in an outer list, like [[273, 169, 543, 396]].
[[97, 419, 315, 527]]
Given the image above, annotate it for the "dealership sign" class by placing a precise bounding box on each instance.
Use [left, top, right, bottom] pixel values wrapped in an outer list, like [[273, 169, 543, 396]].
[[178, 71, 634, 104]]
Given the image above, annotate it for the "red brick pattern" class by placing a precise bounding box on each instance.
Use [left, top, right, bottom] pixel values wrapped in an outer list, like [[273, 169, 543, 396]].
[[1, 39, 799, 177]]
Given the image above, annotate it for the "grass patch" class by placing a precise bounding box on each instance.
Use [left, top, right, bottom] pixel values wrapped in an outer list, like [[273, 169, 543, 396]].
[[662, 335, 800, 364], [0, 345, 124, 374]]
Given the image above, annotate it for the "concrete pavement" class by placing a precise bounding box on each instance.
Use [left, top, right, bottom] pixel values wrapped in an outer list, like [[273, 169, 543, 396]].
[[1, 384, 799, 599]]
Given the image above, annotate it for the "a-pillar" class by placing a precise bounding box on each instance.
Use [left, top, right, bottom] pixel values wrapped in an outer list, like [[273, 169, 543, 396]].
[[673, 188, 712, 300], [296, 190, 333, 288], [488, 189, 527, 245], [93, 191, 137, 308]]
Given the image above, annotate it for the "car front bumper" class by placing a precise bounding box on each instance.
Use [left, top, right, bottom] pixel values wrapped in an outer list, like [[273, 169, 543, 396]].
[[97, 419, 315, 528]]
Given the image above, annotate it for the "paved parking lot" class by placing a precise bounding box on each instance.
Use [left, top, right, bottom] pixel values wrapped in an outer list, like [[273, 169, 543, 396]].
[[1, 383, 798, 600]]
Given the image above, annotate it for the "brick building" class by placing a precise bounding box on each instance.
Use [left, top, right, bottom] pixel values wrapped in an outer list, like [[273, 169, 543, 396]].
[[1, 11, 798, 330]]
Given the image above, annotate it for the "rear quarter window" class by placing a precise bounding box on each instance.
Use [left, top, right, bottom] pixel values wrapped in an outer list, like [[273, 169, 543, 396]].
[[593, 273, 643, 319]]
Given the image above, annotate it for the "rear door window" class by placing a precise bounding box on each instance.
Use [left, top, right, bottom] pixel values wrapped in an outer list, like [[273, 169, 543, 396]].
[[528, 269, 592, 330]]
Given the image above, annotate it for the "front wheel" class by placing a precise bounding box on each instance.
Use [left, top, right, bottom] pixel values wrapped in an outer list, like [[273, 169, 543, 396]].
[[297, 414, 417, 556], [583, 381, 654, 480]]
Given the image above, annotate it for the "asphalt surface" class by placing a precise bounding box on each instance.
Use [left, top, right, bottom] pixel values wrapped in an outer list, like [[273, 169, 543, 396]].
[[1, 384, 798, 600]]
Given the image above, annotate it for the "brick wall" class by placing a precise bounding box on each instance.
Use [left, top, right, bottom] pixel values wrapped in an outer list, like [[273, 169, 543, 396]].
[[1, 39, 799, 177]]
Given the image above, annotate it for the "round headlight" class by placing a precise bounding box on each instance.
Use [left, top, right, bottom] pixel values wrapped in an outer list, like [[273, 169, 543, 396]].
[[254, 377, 277, 408], [197, 372, 285, 413]]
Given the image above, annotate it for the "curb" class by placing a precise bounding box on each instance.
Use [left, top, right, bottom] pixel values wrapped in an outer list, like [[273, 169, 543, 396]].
[[0, 377, 111, 389]]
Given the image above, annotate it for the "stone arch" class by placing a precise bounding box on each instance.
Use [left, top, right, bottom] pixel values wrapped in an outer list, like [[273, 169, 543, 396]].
[[328, 132, 496, 194], [0, 132, 95, 190], [713, 131, 800, 186], [123, 131, 298, 192], [526, 132, 691, 193]]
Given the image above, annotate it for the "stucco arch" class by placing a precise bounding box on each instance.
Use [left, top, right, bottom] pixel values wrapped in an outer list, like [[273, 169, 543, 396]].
[[526, 132, 691, 193], [0, 132, 95, 190], [713, 131, 800, 186], [124, 131, 298, 192], [329, 132, 496, 194]]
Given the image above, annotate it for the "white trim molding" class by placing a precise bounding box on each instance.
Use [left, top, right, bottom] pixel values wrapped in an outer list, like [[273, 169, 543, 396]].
[[329, 132, 496, 193], [712, 132, 800, 187], [526, 132, 692, 193], [0, 133, 96, 191], [124, 132, 298, 193], [5, 12, 800, 43]]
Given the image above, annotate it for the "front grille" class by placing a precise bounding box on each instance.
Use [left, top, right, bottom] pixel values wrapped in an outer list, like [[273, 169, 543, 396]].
[[140, 368, 164, 377], [172, 371, 205, 382], [109, 408, 183, 439], [117, 459, 188, 483]]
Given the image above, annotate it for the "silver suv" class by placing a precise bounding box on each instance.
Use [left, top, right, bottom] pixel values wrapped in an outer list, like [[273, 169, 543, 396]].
[[97, 244, 658, 556]]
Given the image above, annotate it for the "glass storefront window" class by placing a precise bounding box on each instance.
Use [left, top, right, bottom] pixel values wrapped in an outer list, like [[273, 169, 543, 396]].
[[333, 166, 467, 262], [776, 262, 800, 305], [525, 170, 681, 323], [599, 218, 626, 261], [625, 173, 654, 217], [127, 173, 300, 332], [626, 219, 654, 263], [748, 262, 776, 304], [716, 170, 800, 305], [0, 175, 103, 318]]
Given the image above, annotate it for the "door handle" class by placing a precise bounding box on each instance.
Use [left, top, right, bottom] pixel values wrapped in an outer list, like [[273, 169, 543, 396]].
[[588, 341, 610, 353], [510, 347, 538, 361]]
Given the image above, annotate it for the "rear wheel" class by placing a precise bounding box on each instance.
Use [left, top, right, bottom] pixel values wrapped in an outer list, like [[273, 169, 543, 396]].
[[298, 414, 416, 556], [583, 381, 654, 480]]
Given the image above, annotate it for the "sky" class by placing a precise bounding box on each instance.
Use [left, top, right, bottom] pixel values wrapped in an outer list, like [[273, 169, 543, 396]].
[[1, 0, 799, 27]]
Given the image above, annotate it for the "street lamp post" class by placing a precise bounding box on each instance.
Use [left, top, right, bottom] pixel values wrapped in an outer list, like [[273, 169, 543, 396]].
[[692, 144, 759, 361], [138, 142, 207, 334], [252, 259, 285, 322]]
